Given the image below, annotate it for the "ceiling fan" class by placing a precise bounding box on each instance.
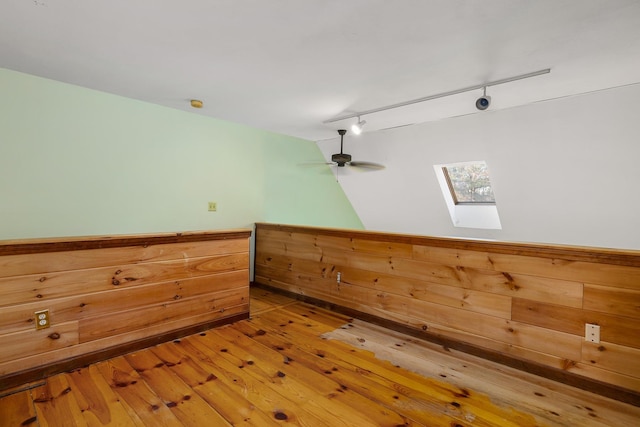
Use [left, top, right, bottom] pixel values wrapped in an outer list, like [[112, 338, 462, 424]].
[[328, 129, 384, 170]]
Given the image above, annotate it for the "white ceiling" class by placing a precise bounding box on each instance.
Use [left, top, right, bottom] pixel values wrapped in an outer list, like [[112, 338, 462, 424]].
[[2, 0, 640, 142]]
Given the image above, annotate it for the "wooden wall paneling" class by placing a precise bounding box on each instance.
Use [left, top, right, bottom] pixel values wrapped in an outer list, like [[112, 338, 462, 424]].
[[0, 253, 248, 309], [512, 298, 640, 349], [315, 234, 414, 258], [512, 298, 585, 336], [412, 243, 640, 289], [462, 268, 584, 308], [320, 248, 465, 287], [582, 340, 640, 378], [321, 264, 512, 318], [413, 245, 586, 309], [256, 223, 640, 266], [255, 238, 323, 263], [0, 272, 248, 336], [412, 245, 498, 270], [405, 297, 583, 361], [0, 230, 251, 390], [254, 267, 338, 302], [79, 287, 249, 341], [0, 304, 249, 378], [584, 283, 640, 319], [484, 253, 640, 289], [0, 321, 79, 364], [255, 252, 332, 279], [410, 283, 512, 318], [254, 223, 640, 398], [0, 233, 250, 278]]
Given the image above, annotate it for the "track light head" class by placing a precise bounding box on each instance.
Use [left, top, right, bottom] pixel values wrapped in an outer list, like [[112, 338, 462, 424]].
[[475, 87, 491, 111], [351, 118, 366, 135], [475, 95, 491, 110]]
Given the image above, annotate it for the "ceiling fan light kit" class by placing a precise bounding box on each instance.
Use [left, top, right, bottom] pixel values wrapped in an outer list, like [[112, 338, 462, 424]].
[[332, 129, 351, 166], [329, 129, 384, 170]]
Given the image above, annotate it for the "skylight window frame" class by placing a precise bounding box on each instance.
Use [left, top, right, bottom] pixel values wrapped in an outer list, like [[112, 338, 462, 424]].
[[433, 160, 502, 230], [441, 164, 496, 206]]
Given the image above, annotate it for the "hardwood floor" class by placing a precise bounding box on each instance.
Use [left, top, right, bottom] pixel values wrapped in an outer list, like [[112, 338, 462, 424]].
[[1, 288, 638, 426]]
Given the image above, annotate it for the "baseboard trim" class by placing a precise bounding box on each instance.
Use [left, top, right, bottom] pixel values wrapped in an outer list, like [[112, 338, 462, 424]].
[[253, 282, 640, 407], [0, 312, 248, 393]]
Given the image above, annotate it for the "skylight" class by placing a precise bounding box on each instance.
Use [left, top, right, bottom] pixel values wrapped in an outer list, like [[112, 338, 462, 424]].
[[442, 163, 496, 204], [434, 161, 501, 230]]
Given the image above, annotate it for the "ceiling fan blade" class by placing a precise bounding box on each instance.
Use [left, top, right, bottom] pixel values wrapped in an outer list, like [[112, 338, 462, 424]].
[[298, 161, 335, 167], [348, 161, 385, 170]]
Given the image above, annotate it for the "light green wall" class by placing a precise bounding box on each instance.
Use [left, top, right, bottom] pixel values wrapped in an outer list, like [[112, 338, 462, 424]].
[[0, 68, 362, 239]]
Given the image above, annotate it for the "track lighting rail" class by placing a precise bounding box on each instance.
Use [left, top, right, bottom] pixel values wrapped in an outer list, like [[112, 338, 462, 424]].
[[323, 68, 550, 124]]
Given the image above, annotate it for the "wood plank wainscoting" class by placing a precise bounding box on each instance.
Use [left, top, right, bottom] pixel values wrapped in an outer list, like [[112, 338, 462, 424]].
[[0, 229, 251, 391], [254, 223, 640, 406]]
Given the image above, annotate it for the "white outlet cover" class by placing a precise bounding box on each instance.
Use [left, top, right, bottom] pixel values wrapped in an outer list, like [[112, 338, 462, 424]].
[[585, 323, 600, 343]]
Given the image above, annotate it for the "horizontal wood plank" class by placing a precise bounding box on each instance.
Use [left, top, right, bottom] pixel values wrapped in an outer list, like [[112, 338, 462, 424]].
[[512, 298, 640, 350], [0, 321, 79, 364], [79, 288, 248, 341], [0, 229, 251, 256], [584, 283, 640, 319], [0, 236, 249, 279]]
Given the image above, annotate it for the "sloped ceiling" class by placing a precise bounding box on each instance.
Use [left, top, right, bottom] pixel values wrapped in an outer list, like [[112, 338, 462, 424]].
[[1, 0, 640, 141]]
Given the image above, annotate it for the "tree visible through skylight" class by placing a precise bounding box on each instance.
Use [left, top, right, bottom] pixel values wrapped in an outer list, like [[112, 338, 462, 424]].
[[443, 162, 495, 204]]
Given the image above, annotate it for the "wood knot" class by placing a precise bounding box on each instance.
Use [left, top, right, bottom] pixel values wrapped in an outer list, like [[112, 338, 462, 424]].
[[39, 277, 47, 282], [112, 278, 120, 286], [502, 272, 515, 285], [48, 332, 61, 340], [274, 412, 288, 421]]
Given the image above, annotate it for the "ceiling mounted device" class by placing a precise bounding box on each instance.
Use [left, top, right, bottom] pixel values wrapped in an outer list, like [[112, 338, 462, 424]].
[[330, 129, 384, 169], [324, 68, 550, 126], [475, 87, 491, 110], [351, 116, 366, 135]]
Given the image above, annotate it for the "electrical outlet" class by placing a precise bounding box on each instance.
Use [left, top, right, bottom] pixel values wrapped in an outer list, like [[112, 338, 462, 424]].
[[35, 309, 50, 330], [585, 323, 600, 343], [208, 202, 217, 212]]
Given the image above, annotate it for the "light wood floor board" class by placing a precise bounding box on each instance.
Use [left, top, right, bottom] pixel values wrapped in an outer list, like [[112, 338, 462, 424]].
[[0, 287, 638, 426]]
